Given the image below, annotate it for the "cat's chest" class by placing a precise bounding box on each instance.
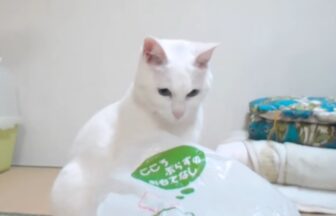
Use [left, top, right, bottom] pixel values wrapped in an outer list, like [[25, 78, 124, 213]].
[[114, 122, 160, 145], [113, 116, 198, 147]]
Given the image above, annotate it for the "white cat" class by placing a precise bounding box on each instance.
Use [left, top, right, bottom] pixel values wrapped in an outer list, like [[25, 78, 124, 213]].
[[51, 37, 217, 216]]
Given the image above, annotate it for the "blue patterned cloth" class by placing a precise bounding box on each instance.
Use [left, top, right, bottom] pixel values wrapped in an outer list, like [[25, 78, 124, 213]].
[[250, 97, 336, 124], [248, 97, 336, 148], [248, 115, 336, 149]]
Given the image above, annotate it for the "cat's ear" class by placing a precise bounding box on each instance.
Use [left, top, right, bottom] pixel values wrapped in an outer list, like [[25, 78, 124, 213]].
[[195, 43, 219, 69], [143, 37, 167, 66]]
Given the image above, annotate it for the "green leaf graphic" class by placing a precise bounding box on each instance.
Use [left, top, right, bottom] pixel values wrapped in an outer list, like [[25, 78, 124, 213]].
[[132, 145, 206, 190]]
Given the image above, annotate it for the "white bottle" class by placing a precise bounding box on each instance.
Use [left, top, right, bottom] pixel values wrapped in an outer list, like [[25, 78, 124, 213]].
[[0, 57, 20, 130]]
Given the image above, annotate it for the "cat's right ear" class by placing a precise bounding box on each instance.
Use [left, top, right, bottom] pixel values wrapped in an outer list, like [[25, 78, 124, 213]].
[[143, 37, 167, 66]]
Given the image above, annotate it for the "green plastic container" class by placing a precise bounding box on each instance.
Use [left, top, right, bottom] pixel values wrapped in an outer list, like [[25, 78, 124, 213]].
[[0, 126, 17, 173]]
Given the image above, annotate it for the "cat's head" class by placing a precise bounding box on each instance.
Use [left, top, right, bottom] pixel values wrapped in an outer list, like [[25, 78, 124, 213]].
[[134, 37, 218, 124]]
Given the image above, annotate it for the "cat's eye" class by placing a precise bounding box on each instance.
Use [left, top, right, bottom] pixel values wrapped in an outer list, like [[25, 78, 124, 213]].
[[158, 88, 172, 97], [187, 89, 200, 98]]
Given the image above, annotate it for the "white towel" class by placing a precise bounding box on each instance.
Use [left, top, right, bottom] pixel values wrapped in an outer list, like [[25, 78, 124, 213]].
[[274, 185, 336, 214], [216, 136, 336, 214], [217, 139, 336, 190]]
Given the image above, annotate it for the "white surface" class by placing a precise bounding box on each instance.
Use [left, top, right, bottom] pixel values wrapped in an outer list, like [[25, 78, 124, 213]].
[[0, 0, 336, 166]]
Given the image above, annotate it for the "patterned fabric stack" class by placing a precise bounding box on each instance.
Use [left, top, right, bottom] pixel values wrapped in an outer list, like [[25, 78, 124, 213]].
[[248, 96, 336, 148]]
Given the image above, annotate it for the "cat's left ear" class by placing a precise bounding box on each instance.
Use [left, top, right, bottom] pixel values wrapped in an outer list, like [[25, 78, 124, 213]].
[[195, 43, 219, 69]]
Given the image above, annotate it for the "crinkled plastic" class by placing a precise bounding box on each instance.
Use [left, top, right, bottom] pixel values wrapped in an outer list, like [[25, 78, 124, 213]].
[[97, 140, 299, 216]]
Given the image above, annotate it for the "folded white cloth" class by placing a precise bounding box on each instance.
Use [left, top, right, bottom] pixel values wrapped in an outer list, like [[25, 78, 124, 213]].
[[216, 134, 336, 214], [217, 139, 336, 190], [275, 185, 336, 214]]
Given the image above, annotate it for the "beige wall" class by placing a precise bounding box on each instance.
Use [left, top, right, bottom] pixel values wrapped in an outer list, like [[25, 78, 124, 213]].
[[0, 0, 335, 166]]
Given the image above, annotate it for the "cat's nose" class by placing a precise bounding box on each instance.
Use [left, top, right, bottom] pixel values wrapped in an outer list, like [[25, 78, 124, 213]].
[[172, 102, 185, 120], [173, 110, 184, 119]]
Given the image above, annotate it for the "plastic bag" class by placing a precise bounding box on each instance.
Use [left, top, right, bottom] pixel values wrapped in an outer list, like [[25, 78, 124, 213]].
[[97, 141, 299, 216]]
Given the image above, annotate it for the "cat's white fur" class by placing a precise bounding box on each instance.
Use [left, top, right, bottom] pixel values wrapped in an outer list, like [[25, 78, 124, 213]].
[[51, 37, 217, 216]]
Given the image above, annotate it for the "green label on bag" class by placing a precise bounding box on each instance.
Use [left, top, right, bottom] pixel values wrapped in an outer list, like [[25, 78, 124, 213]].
[[132, 145, 206, 190]]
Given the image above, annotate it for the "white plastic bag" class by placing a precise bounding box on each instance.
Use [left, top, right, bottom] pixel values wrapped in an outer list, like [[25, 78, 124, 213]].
[[97, 140, 299, 216]]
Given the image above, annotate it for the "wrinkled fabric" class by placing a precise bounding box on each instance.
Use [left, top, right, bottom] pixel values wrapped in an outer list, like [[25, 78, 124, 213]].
[[217, 136, 336, 214], [218, 140, 336, 190], [275, 185, 336, 214], [248, 115, 336, 148], [250, 97, 336, 124]]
